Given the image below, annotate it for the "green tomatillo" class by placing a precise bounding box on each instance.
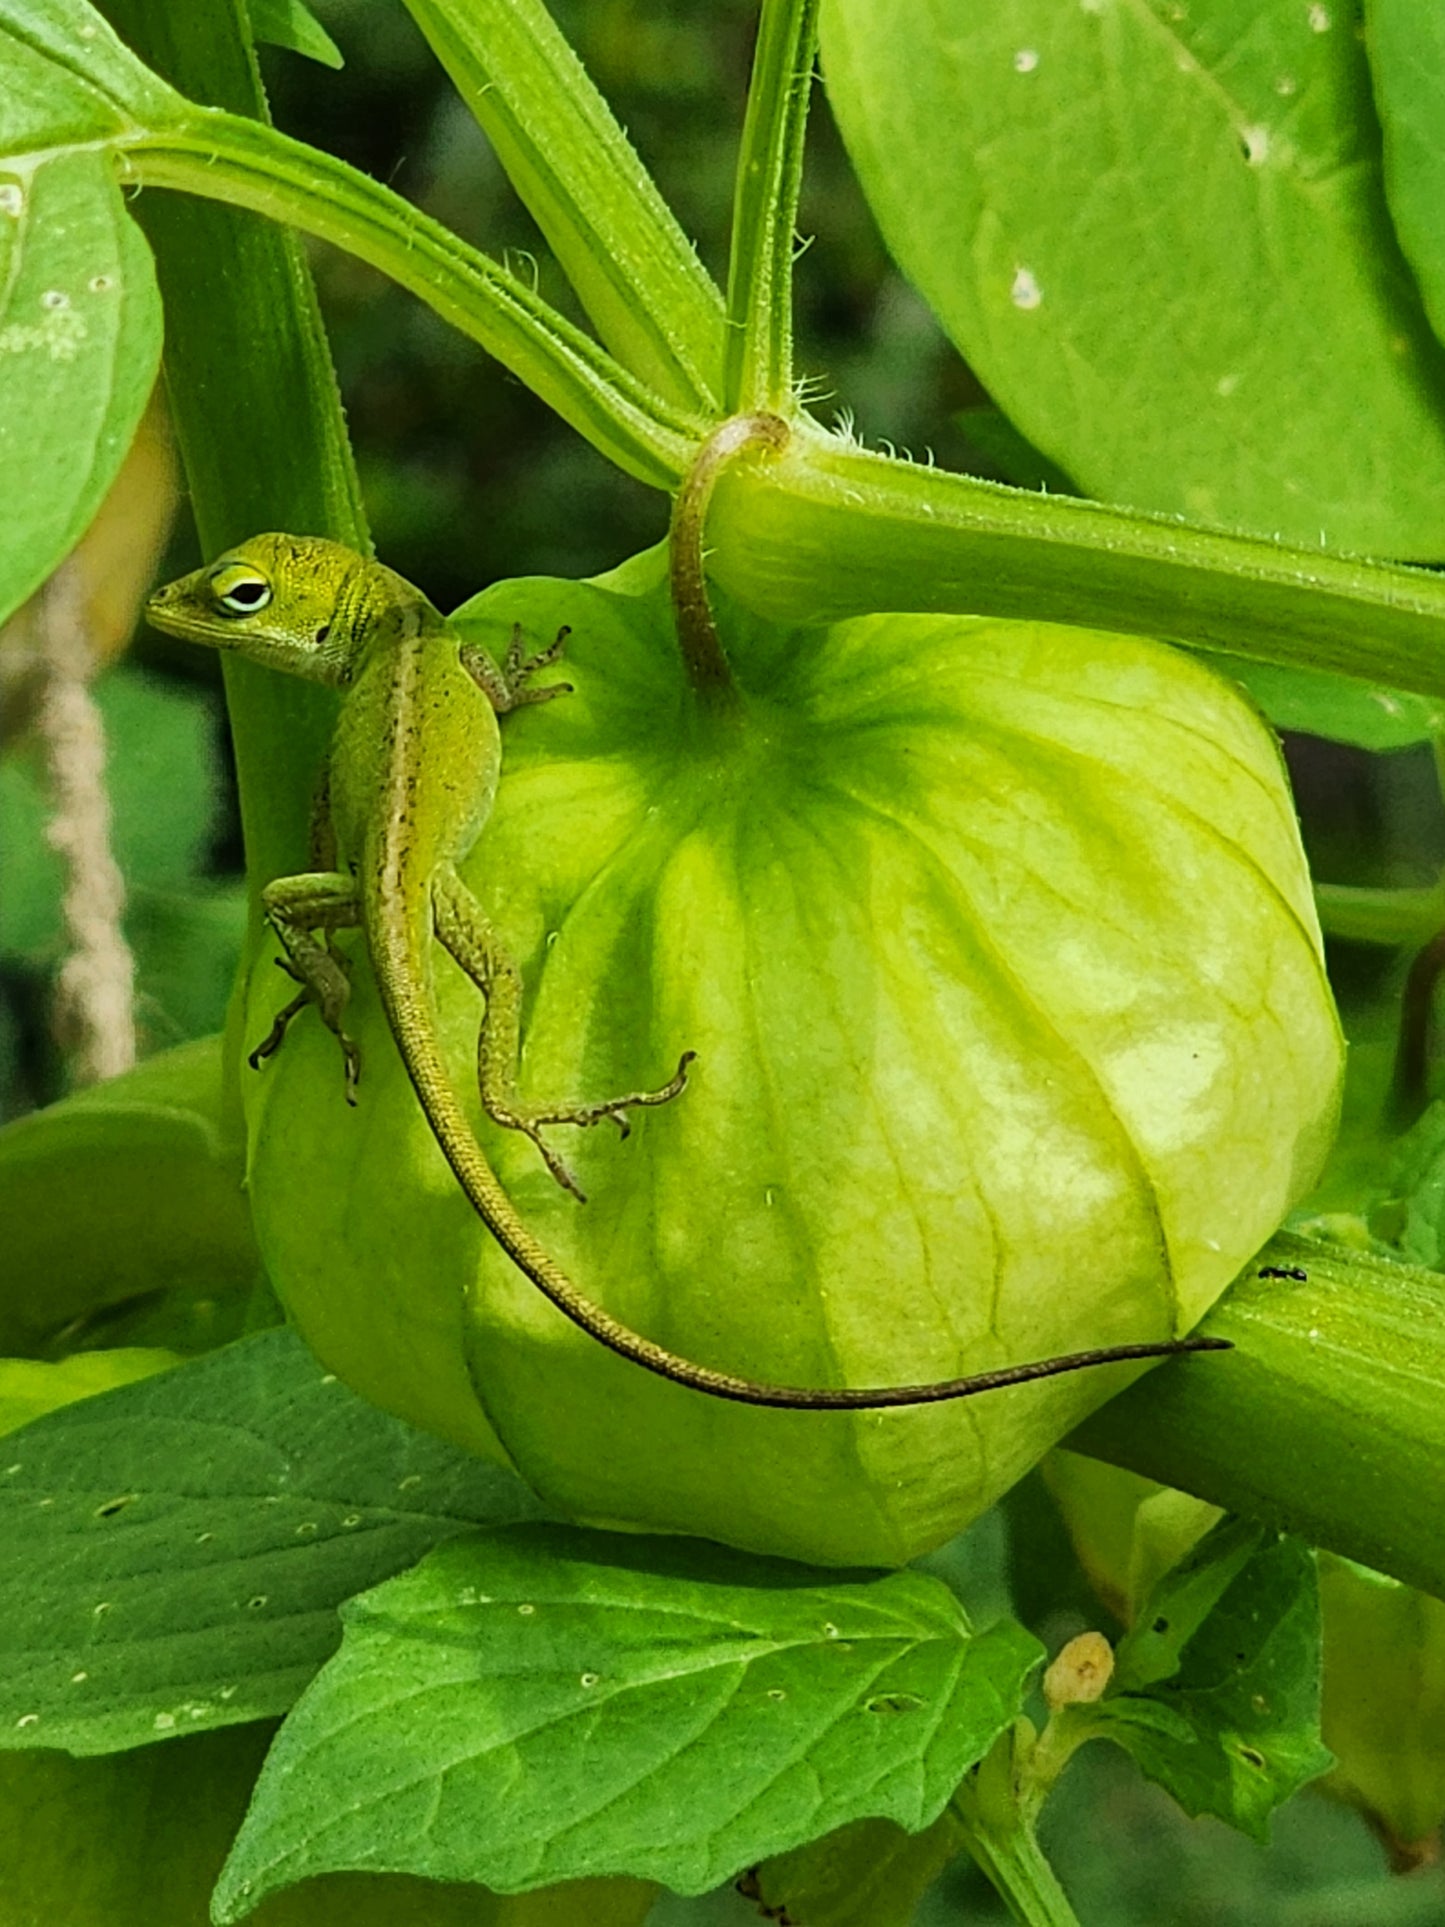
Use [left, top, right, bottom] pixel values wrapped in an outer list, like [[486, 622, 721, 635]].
[[243, 545, 1341, 1566]]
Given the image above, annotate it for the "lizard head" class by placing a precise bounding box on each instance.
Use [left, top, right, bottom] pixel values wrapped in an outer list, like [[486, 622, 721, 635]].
[[146, 533, 377, 685]]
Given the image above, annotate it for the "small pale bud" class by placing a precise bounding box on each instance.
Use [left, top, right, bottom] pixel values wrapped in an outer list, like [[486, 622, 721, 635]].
[[1044, 1631, 1115, 1710]]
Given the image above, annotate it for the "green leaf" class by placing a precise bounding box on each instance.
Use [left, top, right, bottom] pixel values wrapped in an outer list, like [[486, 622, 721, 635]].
[[747, 1811, 965, 1927], [1110, 1515, 1263, 1693], [0, 1329, 543, 1755], [0, 0, 182, 138], [0, 1726, 653, 1926], [821, 0, 1445, 556], [401, 0, 723, 411], [0, 1728, 277, 1927], [0, 0, 175, 619], [1365, 1100, 1445, 1266], [0, 152, 161, 626], [0, 1349, 179, 1436], [1369, 0, 1445, 351], [1318, 1552, 1445, 1854], [212, 1525, 1041, 1917], [1198, 655, 1445, 751], [248, 0, 342, 68], [1087, 1518, 1332, 1839], [0, 1036, 259, 1355], [127, 881, 251, 1046]]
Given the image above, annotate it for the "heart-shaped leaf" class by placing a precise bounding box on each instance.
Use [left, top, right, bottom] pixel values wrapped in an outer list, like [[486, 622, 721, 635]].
[[212, 1525, 1039, 1917]]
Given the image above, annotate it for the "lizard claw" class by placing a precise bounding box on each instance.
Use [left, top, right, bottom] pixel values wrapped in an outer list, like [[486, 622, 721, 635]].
[[530, 1127, 587, 1204]]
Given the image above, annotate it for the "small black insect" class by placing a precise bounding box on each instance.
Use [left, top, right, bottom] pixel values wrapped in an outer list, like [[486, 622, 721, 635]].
[[1257, 1265, 1308, 1282]]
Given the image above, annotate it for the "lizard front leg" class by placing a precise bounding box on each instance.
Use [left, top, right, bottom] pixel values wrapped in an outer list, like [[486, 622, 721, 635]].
[[253, 871, 364, 1102], [459, 623, 572, 713], [431, 866, 692, 1200]]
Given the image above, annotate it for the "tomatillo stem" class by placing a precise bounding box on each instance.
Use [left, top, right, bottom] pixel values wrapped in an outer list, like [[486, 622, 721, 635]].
[[669, 412, 790, 704]]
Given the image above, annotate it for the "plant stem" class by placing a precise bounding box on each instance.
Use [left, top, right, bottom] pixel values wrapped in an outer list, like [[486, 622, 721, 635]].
[[707, 426, 1445, 699], [99, 0, 368, 1135], [119, 113, 702, 490], [724, 0, 819, 411], [1069, 1232, 1445, 1599], [669, 413, 790, 705], [1314, 881, 1445, 947], [101, 0, 366, 897], [401, 0, 725, 412], [951, 1733, 1081, 1927]]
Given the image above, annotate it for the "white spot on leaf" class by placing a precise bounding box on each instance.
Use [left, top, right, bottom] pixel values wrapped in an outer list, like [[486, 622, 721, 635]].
[[0, 307, 87, 363], [0, 185, 22, 217], [1242, 125, 1270, 165], [1014, 48, 1039, 72], [1308, 2, 1329, 28], [1011, 267, 1043, 311]]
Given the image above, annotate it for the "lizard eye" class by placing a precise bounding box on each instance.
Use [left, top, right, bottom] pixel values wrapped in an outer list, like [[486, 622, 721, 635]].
[[209, 565, 273, 616]]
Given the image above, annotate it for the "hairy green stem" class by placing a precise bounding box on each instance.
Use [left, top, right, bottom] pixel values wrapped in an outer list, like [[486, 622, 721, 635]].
[[708, 428, 1445, 698], [118, 114, 703, 489], [400, 0, 725, 412], [669, 412, 790, 704], [725, 0, 819, 410]]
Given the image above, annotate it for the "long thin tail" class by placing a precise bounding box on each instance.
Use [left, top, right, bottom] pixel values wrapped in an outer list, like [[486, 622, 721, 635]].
[[378, 939, 1228, 1408]]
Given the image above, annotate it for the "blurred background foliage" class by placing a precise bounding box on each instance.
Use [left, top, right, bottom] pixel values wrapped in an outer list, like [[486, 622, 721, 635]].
[[4, 0, 1445, 1918]]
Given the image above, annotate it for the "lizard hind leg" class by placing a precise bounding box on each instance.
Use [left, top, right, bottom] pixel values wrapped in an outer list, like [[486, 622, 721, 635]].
[[432, 868, 692, 1202], [255, 871, 364, 1103]]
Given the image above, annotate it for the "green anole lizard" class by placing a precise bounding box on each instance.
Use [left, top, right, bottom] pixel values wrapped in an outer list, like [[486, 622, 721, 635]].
[[147, 534, 1229, 1408]]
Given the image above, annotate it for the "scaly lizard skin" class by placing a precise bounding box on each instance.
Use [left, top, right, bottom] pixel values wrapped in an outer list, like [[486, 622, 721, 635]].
[[147, 535, 1227, 1407]]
